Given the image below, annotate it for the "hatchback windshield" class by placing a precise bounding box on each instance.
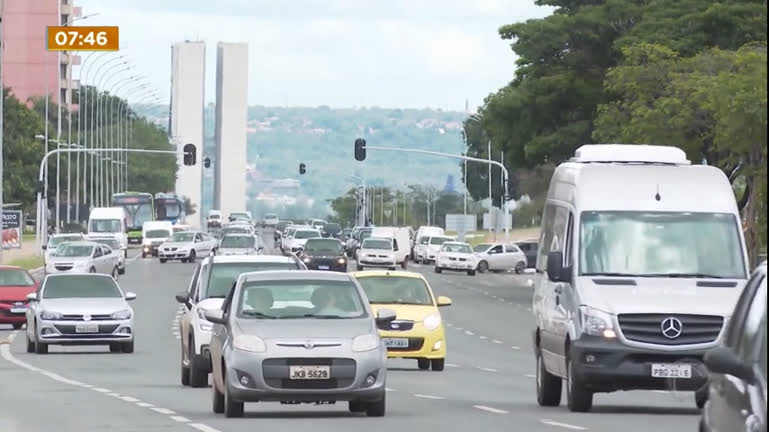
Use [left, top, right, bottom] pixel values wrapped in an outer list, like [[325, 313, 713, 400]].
[[145, 229, 171, 238], [203, 262, 300, 298], [0, 269, 36, 286], [442, 243, 472, 254], [48, 235, 82, 247], [43, 275, 122, 298], [304, 239, 343, 254], [171, 232, 195, 242], [363, 239, 391, 250], [54, 244, 93, 257], [473, 243, 492, 253], [430, 237, 452, 245], [356, 276, 433, 305], [220, 236, 256, 249], [580, 211, 746, 278], [294, 230, 320, 239], [237, 279, 366, 319], [89, 219, 121, 233]]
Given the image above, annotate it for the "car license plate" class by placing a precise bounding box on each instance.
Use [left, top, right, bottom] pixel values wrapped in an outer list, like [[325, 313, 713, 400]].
[[318, 265, 329, 270], [289, 365, 331, 380], [75, 324, 99, 333], [651, 363, 692, 379], [10, 307, 26, 313], [382, 338, 409, 349]]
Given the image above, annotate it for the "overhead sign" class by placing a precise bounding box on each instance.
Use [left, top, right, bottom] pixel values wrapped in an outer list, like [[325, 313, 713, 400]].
[[2, 210, 23, 249]]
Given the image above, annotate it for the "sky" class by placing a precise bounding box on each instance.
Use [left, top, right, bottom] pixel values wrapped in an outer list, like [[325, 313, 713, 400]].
[[77, 0, 554, 110]]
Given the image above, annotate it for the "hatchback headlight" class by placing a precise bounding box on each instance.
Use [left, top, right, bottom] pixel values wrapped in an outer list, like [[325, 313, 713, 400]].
[[423, 313, 442, 331], [111, 309, 132, 320], [40, 310, 63, 320], [233, 335, 266, 353], [578, 306, 616, 338], [352, 334, 380, 352]]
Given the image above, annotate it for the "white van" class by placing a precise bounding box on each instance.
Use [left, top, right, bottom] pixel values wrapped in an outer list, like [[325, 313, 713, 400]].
[[413, 226, 445, 261], [142, 220, 174, 258], [87, 207, 129, 257], [532, 145, 750, 413], [370, 226, 410, 269]]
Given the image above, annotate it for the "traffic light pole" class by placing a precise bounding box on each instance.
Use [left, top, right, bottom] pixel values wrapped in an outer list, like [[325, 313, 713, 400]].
[[363, 145, 510, 237], [35, 147, 177, 254]]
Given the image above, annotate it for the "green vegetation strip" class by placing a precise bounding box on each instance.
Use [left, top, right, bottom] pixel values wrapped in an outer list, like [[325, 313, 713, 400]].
[[6, 255, 44, 270]]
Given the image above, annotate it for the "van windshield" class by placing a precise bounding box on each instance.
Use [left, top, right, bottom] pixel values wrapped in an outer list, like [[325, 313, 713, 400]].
[[580, 211, 746, 279], [90, 219, 121, 233], [145, 229, 170, 238]]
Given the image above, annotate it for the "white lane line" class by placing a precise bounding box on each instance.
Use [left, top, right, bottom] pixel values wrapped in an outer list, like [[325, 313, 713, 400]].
[[455, 327, 464, 331], [479, 336, 487, 340], [540, 419, 588, 430], [151, 407, 176, 415], [413, 394, 445, 400], [385, 387, 396, 392], [0, 333, 221, 431], [189, 424, 222, 432], [445, 323, 453, 327], [492, 339, 503, 344], [445, 363, 460, 368], [464, 330, 475, 336], [524, 374, 536, 379], [478, 367, 498, 373], [473, 405, 509, 414], [512, 346, 521, 350]]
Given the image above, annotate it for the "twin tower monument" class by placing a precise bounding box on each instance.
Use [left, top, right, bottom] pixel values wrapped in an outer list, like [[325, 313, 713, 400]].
[[169, 41, 248, 229]]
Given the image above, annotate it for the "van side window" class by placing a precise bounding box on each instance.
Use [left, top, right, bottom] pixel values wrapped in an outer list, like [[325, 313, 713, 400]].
[[537, 204, 556, 271]]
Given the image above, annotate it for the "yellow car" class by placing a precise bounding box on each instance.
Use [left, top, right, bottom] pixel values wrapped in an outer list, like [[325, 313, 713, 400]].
[[351, 270, 452, 371]]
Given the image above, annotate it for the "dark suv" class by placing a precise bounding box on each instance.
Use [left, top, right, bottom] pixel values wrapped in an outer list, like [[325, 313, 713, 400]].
[[299, 238, 347, 272]]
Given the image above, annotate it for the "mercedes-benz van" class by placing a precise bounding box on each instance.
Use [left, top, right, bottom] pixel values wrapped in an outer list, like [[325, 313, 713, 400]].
[[532, 144, 750, 413]]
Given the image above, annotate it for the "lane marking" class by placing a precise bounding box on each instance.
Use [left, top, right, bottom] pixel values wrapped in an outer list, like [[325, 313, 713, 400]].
[[540, 419, 588, 430], [473, 405, 509, 414], [385, 387, 396, 392], [524, 374, 536, 379], [512, 346, 521, 350], [492, 339, 503, 344], [93, 388, 111, 393], [120, 396, 140, 402], [107, 392, 121, 397], [189, 424, 222, 432], [151, 407, 176, 415], [479, 336, 487, 340], [170, 416, 190, 422], [445, 363, 460, 368], [413, 394, 445, 400], [478, 367, 498, 373], [464, 330, 475, 336], [137, 402, 154, 408]]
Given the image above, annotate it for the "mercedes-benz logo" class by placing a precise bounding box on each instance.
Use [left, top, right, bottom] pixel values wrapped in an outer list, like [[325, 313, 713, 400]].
[[82, 314, 92, 322], [303, 341, 315, 349], [661, 317, 683, 339]]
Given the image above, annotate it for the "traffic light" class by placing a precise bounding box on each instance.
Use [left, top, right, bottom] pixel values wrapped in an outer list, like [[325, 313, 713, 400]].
[[183, 144, 197, 166], [299, 163, 306, 174], [354, 138, 366, 161], [204, 157, 211, 168]]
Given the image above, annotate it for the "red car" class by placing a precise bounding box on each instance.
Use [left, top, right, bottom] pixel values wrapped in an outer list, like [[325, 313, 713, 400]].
[[0, 266, 39, 329]]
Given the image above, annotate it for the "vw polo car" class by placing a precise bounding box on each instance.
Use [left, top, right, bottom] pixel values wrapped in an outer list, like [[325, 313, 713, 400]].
[[352, 270, 452, 371]]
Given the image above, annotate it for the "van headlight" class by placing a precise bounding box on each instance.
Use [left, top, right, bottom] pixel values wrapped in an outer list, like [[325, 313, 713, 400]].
[[352, 334, 380, 352], [578, 306, 616, 338], [111, 309, 132, 320], [233, 335, 266, 353], [423, 313, 442, 331]]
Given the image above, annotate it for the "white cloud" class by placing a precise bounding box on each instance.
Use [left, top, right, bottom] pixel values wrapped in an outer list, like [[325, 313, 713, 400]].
[[76, 0, 553, 109]]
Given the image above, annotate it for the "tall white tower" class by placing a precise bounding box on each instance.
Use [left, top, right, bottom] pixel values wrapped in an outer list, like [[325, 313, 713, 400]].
[[214, 42, 249, 217], [169, 41, 206, 228]]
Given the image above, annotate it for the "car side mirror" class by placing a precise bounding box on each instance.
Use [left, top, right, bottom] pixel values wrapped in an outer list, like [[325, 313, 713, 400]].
[[205, 309, 226, 324], [437, 296, 452, 307], [546, 251, 571, 283], [175, 291, 190, 305], [375, 308, 397, 325], [704, 346, 755, 383], [27, 293, 39, 302], [42, 245, 47, 250], [124, 292, 137, 301]]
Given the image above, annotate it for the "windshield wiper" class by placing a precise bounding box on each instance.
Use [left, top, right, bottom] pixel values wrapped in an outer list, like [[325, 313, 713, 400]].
[[281, 314, 344, 319], [639, 273, 727, 279], [583, 272, 642, 277], [241, 311, 277, 319], [371, 301, 424, 305]]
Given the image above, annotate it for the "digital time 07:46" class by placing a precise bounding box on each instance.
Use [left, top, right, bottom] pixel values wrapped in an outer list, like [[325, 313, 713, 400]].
[[46, 26, 120, 51]]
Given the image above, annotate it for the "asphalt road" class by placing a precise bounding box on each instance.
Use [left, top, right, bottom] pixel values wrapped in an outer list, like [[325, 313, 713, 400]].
[[0, 228, 702, 432]]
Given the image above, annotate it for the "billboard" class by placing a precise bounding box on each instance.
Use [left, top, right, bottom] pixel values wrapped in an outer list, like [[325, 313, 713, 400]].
[[2, 210, 23, 249]]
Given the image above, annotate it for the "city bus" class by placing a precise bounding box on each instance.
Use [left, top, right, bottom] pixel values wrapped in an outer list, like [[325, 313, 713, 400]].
[[155, 192, 186, 224], [111, 192, 155, 244]]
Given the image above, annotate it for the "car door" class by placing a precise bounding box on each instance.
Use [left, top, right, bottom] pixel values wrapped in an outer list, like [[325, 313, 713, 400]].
[[180, 263, 203, 356], [707, 272, 767, 432], [91, 247, 105, 273], [485, 245, 505, 270], [105, 246, 119, 271]]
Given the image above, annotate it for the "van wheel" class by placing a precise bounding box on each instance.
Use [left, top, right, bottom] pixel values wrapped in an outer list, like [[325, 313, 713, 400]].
[[478, 261, 489, 273], [536, 349, 562, 406], [566, 354, 593, 412]]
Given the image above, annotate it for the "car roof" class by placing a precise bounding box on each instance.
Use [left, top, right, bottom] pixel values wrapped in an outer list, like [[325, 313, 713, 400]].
[[221, 233, 256, 238], [43, 273, 114, 282], [202, 255, 298, 265], [240, 270, 352, 283], [350, 270, 426, 280], [442, 241, 470, 246], [58, 241, 100, 247]]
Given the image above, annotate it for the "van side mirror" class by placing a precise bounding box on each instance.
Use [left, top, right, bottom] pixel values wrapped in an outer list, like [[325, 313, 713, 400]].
[[546, 251, 571, 283], [704, 346, 755, 383]]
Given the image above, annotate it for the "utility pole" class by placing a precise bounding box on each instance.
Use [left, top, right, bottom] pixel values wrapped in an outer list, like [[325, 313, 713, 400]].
[[487, 140, 492, 233], [0, 0, 5, 263]]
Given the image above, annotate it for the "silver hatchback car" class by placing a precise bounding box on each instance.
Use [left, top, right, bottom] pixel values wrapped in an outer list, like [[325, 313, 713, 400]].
[[205, 270, 396, 418]]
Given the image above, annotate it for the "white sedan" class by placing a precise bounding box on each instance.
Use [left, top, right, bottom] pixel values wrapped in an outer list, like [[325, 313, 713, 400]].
[[159, 231, 217, 263], [45, 241, 121, 278], [434, 242, 478, 276]]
